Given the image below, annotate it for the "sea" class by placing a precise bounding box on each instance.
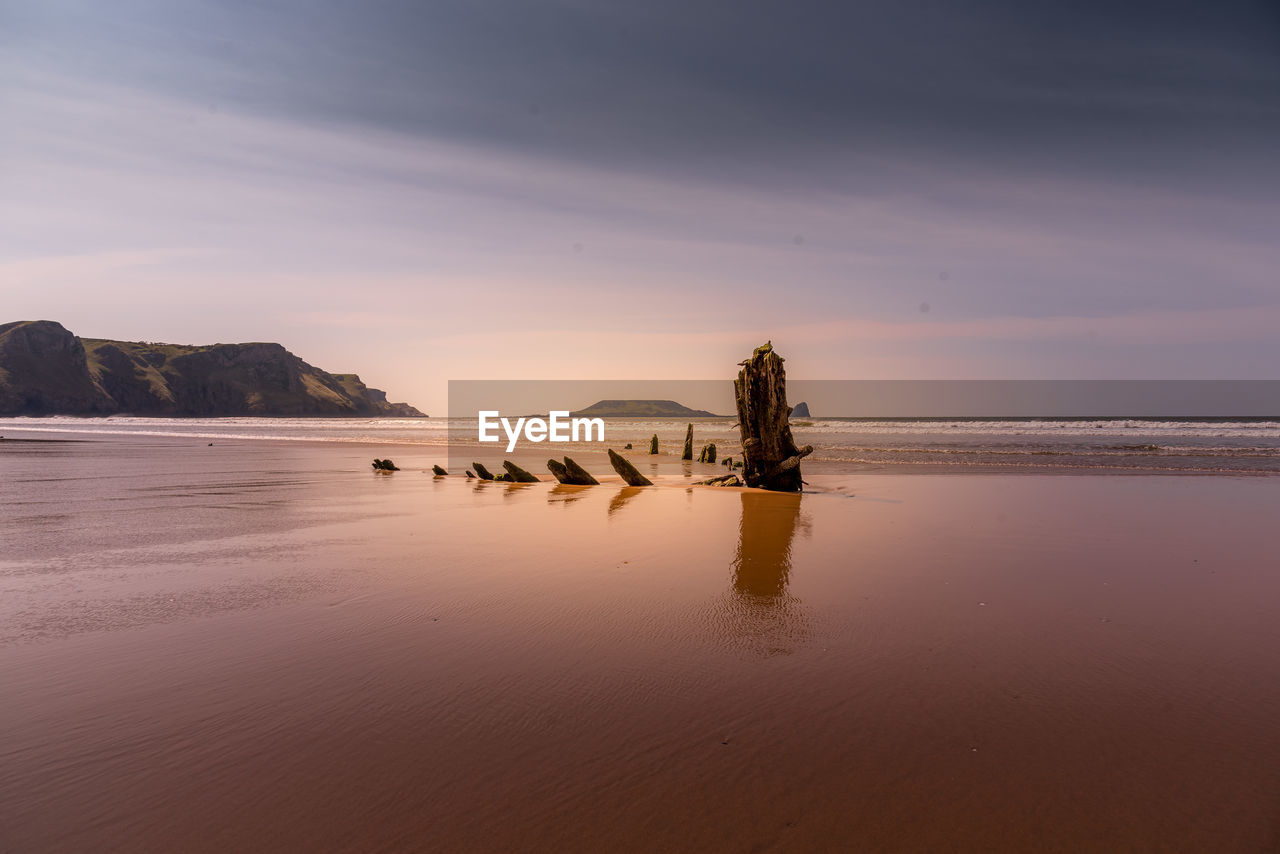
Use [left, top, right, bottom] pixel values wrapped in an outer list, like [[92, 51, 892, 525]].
[[2, 415, 1278, 474]]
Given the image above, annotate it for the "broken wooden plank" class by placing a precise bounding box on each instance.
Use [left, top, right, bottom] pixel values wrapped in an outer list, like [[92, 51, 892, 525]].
[[608, 449, 653, 486], [547, 457, 598, 485], [502, 460, 540, 483], [562, 457, 599, 485]]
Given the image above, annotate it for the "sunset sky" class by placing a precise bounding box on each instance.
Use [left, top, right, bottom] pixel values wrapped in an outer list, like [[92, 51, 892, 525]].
[[3, 0, 1278, 413]]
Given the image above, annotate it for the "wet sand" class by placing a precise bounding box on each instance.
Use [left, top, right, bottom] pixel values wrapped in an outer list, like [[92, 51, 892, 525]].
[[2, 435, 1279, 852]]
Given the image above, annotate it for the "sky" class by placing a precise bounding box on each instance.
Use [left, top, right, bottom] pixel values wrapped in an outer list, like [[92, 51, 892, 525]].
[[2, 0, 1278, 413]]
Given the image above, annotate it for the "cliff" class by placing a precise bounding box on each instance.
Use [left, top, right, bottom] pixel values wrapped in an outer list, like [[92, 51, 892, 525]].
[[0, 320, 424, 417]]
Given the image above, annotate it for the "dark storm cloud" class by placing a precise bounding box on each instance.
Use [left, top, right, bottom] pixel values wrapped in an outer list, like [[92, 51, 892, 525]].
[[5, 0, 1280, 400], [11, 0, 1280, 188]]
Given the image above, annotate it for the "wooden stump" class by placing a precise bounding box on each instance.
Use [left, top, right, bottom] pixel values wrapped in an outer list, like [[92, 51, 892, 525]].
[[431, 465, 448, 476], [608, 449, 653, 486], [682, 423, 694, 460], [502, 461, 540, 483], [562, 457, 599, 485], [734, 342, 812, 492], [648, 434, 659, 454], [548, 457, 599, 485], [472, 462, 496, 481]]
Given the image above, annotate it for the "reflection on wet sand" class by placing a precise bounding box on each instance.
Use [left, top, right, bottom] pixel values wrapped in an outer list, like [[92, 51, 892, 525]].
[[547, 484, 590, 506], [712, 491, 813, 655], [470, 480, 538, 497], [607, 486, 644, 515]]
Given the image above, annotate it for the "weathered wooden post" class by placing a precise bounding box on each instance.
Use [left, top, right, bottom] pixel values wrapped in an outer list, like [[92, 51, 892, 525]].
[[608, 449, 653, 486], [682, 423, 693, 460], [502, 460, 541, 483], [734, 342, 812, 492], [563, 457, 599, 485], [649, 434, 659, 454], [548, 457, 599, 485]]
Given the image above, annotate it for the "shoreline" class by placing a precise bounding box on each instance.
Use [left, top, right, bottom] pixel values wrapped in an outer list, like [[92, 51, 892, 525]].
[[3, 426, 1276, 477]]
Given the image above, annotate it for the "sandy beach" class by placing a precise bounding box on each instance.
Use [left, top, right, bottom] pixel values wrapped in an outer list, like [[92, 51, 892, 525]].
[[2, 433, 1278, 852]]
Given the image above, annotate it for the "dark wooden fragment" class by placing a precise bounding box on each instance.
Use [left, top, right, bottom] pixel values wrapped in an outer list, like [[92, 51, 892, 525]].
[[608, 449, 653, 486], [681, 423, 694, 460], [472, 462, 496, 480], [562, 457, 600, 485], [648, 434, 659, 454], [432, 465, 448, 476], [502, 460, 541, 483], [733, 342, 813, 492], [547, 457, 599, 485]]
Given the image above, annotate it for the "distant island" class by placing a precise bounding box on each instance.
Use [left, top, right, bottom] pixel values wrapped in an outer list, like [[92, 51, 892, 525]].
[[0, 320, 424, 417], [571, 399, 721, 418]]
